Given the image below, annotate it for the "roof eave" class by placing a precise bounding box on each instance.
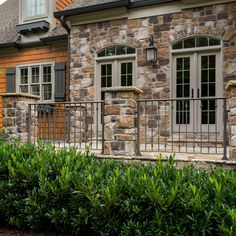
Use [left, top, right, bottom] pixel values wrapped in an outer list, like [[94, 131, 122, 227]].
[[54, 0, 129, 18], [40, 34, 68, 42], [0, 42, 18, 49], [128, 0, 179, 8]]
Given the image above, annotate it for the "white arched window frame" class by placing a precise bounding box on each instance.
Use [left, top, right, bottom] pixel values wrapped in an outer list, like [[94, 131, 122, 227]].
[[95, 45, 137, 101]]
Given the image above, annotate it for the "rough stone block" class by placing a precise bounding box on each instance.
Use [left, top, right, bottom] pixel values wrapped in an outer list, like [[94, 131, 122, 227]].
[[117, 116, 134, 129], [230, 116, 236, 125], [229, 147, 236, 160], [7, 108, 16, 117], [111, 141, 125, 151], [105, 105, 121, 115], [115, 134, 136, 141], [127, 99, 136, 108], [117, 92, 135, 99], [3, 118, 14, 127], [231, 135, 236, 147]]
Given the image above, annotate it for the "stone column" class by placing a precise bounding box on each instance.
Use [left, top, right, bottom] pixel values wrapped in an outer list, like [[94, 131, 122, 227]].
[[226, 81, 236, 160], [103, 86, 142, 156], [1, 93, 40, 143]]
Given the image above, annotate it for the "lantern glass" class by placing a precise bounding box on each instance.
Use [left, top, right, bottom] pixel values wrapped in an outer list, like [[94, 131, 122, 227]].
[[146, 47, 157, 63]]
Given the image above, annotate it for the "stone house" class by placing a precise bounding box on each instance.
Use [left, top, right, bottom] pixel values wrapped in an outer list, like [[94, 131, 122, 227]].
[[2, 0, 236, 160], [54, 0, 236, 159], [0, 0, 75, 140]]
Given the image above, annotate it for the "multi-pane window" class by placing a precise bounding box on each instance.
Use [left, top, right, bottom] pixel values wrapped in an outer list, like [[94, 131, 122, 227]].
[[201, 55, 216, 124], [98, 45, 135, 57], [172, 36, 221, 50], [176, 57, 190, 124], [18, 64, 53, 101], [26, 0, 46, 18], [101, 64, 112, 100], [121, 62, 133, 86], [97, 45, 136, 101]]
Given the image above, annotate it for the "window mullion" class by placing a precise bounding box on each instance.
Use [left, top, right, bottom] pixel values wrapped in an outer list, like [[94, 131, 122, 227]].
[[40, 65, 43, 100], [28, 66, 31, 94], [114, 60, 118, 86]]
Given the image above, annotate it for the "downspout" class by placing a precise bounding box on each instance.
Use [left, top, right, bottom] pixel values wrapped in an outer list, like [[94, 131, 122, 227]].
[[60, 16, 71, 101]]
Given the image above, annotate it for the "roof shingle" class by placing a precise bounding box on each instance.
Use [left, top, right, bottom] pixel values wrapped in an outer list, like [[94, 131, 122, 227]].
[[0, 0, 19, 44]]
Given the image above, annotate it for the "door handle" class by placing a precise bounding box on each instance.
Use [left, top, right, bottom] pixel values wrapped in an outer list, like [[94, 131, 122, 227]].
[[191, 89, 194, 98], [197, 89, 200, 98]]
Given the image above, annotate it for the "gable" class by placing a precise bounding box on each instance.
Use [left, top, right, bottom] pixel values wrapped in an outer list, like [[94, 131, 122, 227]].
[[56, 0, 74, 11]]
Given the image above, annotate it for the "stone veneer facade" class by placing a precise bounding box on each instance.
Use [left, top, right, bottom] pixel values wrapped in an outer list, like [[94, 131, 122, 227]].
[[70, 2, 236, 102], [68, 1, 236, 157], [1, 94, 40, 143]]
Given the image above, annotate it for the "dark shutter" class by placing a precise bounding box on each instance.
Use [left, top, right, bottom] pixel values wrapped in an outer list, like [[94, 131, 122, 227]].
[[54, 62, 66, 102], [6, 68, 16, 93]]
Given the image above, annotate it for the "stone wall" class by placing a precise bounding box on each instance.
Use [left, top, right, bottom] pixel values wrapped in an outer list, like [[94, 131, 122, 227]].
[[67, 1, 236, 158], [1, 93, 40, 143], [70, 1, 236, 102], [226, 81, 236, 160], [103, 87, 142, 156]]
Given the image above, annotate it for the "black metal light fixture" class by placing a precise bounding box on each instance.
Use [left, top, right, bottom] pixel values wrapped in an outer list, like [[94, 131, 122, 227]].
[[145, 35, 157, 64]]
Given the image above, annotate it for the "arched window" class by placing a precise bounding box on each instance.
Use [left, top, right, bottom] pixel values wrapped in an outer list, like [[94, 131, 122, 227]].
[[172, 36, 221, 50], [96, 45, 136, 101], [97, 45, 135, 57]]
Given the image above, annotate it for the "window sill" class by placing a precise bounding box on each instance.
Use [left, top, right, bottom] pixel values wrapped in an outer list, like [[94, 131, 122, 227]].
[[16, 20, 50, 35]]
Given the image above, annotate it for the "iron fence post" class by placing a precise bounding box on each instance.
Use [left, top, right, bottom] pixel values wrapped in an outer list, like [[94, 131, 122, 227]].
[[136, 100, 142, 156], [101, 101, 105, 154], [223, 98, 228, 160]]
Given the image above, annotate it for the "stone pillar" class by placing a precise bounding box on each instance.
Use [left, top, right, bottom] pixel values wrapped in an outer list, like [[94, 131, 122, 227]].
[[226, 81, 236, 160], [1, 93, 40, 143], [103, 86, 142, 156]]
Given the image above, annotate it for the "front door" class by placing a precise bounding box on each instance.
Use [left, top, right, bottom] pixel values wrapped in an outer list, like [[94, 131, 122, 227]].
[[172, 52, 221, 134]]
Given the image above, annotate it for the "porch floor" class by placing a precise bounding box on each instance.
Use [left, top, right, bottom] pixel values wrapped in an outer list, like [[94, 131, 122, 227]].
[[38, 140, 230, 162]]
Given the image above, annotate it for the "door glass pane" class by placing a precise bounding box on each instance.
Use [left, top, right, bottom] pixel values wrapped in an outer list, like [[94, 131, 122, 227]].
[[201, 55, 216, 124], [101, 64, 112, 101], [121, 62, 133, 86], [101, 64, 112, 88], [176, 57, 190, 124]]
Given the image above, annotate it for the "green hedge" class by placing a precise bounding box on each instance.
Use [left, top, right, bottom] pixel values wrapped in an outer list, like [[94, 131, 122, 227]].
[[0, 141, 235, 235]]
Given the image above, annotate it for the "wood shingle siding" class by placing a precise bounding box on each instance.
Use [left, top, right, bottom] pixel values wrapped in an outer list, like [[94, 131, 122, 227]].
[[0, 47, 68, 129], [56, 0, 74, 11]]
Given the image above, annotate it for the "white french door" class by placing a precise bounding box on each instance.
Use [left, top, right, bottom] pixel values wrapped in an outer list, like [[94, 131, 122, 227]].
[[172, 51, 222, 133]]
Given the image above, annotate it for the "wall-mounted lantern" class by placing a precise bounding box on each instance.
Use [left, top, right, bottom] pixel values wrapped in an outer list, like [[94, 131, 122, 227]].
[[145, 35, 157, 64]]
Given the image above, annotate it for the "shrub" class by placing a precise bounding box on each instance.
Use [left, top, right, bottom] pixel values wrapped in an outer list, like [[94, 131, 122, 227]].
[[0, 141, 235, 235]]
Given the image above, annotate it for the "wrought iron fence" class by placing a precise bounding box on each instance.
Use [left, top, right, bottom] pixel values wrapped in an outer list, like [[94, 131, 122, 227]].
[[136, 97, 228, 159], [28, 101, 104, 152]]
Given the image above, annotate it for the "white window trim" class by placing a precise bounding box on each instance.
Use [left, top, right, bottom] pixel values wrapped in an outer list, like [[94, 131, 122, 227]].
[[21, 0, 48, 22], [95, 54, 136, 102], [170, 46, 223, 134], [19, 0, 55, 25], [16, 62, 55, 102]]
